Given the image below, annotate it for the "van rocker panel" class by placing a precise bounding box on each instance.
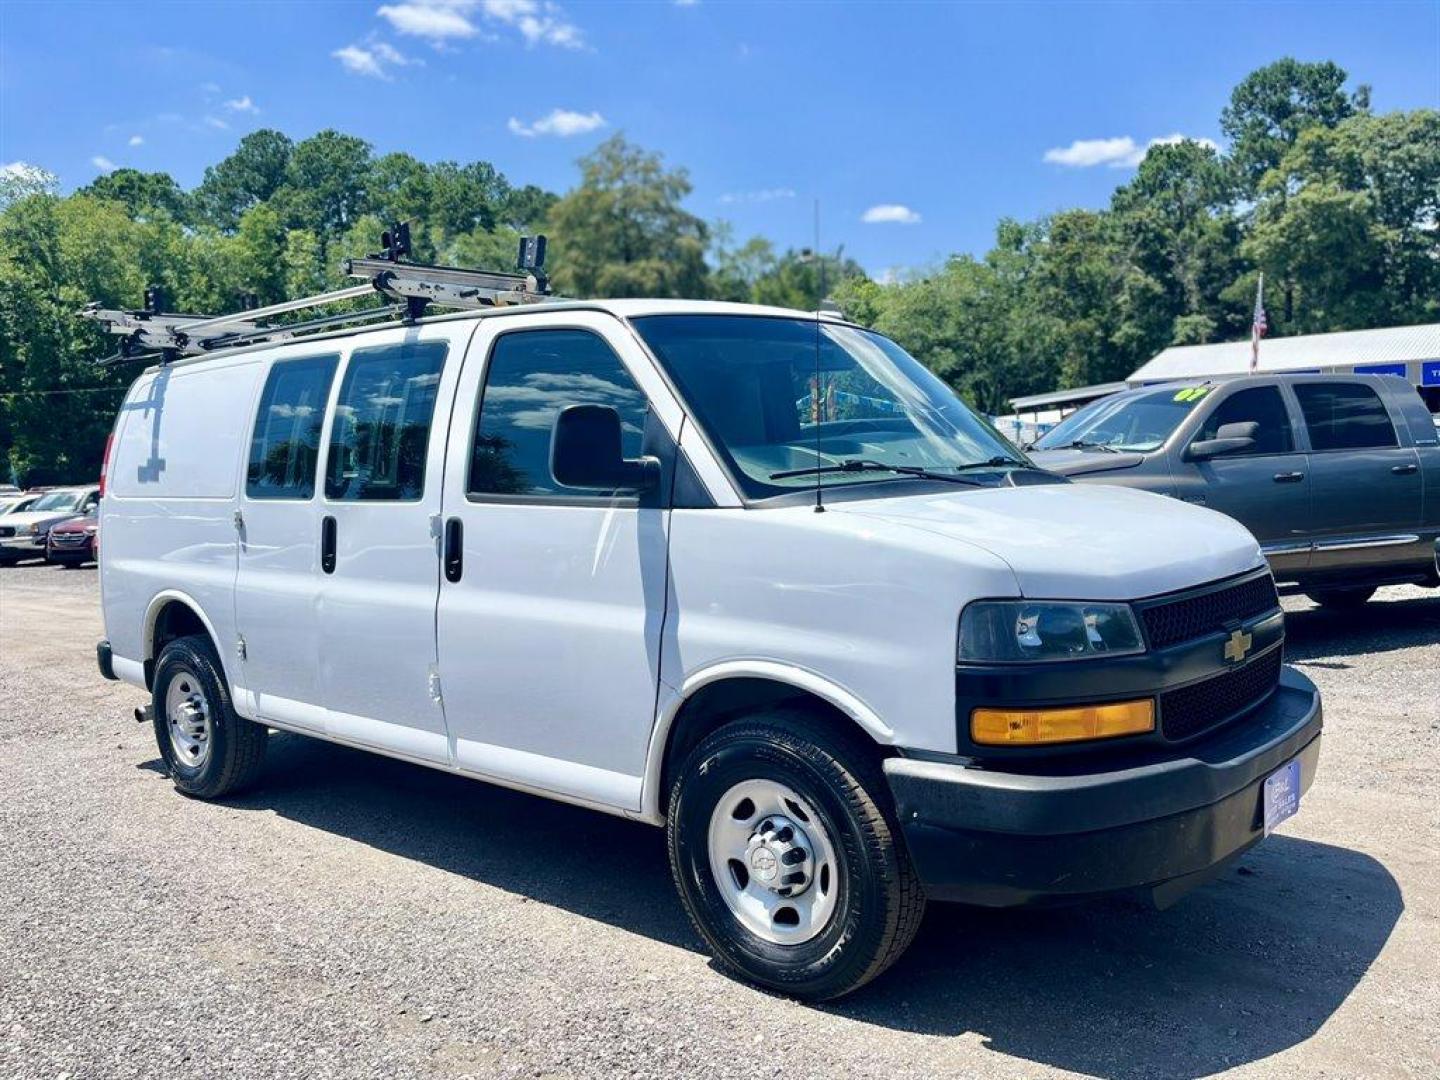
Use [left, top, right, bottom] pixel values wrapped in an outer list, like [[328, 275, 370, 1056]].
[[885, 665, 1322, 906]]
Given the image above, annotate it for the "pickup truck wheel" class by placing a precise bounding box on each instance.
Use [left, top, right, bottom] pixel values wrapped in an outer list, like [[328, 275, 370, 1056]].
[[152, 635, 267, 799], [666, 711, 924, 1000], [1305, 586, 1376, 609]]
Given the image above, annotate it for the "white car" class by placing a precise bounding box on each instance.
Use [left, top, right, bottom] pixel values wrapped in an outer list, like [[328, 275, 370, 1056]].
[[0, 486, 99, 564], [95, 299, 1322, 999]]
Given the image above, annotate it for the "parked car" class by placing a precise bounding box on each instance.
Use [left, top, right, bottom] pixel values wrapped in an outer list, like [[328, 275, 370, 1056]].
[[96, 298, 1321, 1000], [0, 490, 44, 515], [0, 486, 100, 565], [46, 508, 99, 566], [1029, 374, 1440, 608]]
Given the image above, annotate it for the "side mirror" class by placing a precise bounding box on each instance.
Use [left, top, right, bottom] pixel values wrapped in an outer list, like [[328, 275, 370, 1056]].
[[1187, 420, 1259, 461], [551, 405, 660, 492]]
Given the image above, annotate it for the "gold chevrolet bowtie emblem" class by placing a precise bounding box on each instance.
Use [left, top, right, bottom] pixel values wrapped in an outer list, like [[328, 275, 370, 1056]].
[[1223, 628, 1253, 663]]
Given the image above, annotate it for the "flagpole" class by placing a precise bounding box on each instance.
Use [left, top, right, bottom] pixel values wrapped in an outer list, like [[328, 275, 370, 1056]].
[[1250, 272, 1265, 375]]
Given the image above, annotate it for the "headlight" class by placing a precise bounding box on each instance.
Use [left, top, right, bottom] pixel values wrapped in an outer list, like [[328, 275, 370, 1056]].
[[21, 523, 39, 536], [959, 600, 1144, 663]]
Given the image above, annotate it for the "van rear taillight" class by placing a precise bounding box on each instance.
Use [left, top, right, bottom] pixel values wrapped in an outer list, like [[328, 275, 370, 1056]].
[[99, 433, 114, 498]]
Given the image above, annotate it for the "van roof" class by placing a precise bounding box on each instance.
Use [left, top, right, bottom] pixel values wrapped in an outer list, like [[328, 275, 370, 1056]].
[[141, 298, 854, 374]]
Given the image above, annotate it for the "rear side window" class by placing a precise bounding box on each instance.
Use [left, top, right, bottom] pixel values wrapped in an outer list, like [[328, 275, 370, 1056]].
[[325, 341, 448, 501], [1294, 383, 1397, 451], [1195, 387, 1294, 455], [247, 354, 339, 499], [468, 329, 648, 498]]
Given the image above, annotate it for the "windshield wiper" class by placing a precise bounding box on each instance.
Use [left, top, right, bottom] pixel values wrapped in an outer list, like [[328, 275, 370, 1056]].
[[1062, 439, 1119, 453], [952, 455, 1035, 472], [769, 459, 983, 487]]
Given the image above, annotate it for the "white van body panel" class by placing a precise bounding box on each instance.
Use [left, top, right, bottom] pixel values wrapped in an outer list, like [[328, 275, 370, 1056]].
[[835, 484, 1265, 601], [102, 357, 264, 690], [658, 503, 1022, 764]]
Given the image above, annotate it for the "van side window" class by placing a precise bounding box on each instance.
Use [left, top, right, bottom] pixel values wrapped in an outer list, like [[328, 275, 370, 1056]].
[[247, 354, 339, 499], [468, 329, 648, 498], [325, 342, 448, 502], [1294, 383, 1397, 451], [1195, 387, 1293, 455]]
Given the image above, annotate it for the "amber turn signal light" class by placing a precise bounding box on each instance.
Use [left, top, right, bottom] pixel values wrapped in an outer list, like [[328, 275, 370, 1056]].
[[971, 699, 1155, 746]]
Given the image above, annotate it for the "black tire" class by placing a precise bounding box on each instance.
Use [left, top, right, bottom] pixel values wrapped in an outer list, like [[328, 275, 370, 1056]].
[[151, 634, 267, 798], [1305, 586, 1376, 609], [666, 710, 925, 1000]]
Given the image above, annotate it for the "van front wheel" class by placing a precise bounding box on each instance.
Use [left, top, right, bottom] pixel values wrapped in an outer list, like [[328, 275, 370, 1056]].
[[666, 712, 924, 1000], [152, 635, 267, 799]]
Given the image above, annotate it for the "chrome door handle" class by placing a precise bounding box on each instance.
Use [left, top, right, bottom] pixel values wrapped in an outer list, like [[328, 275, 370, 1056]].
[[1391, 463, 1418, 475], [1273, 471, 1305, 483]]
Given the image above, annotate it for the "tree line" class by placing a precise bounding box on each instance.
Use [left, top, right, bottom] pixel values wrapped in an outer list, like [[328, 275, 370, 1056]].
[[1, 58, 1435, 484]]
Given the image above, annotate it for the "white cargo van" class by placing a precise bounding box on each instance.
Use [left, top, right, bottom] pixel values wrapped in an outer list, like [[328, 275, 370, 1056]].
[[93, 285, 1322, 999]]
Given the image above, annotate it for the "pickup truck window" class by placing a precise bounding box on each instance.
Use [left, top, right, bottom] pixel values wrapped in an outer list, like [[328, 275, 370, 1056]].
[[468, 328, 648, 498], [633, 315, 1018, 499], [1195, 387, 1294, 455], [247, 354, 339, 499], [1294, 383, 1397, 452], [325, 341, 448, 501]]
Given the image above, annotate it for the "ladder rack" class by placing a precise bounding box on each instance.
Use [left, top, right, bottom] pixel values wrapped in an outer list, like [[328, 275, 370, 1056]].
[[80, 224, 557, 365]]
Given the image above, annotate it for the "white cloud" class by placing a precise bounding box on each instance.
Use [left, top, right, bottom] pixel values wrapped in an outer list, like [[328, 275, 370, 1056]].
[[203, 115, 229, 130], [861, 203, 921, 225], [718, 187, 796, 205], [91, 156, 116, 173], [674, 0, 700, 5], [378, 2, 478, 40], [224, 95, 259, 114], [1043, 133, 1220, 169], [871, 266, 904, 286], [333, 41, 416, 79], [128, 134, 144, 146], [1147, 132, 1220, 155], [2, 161, 52, 183], [482, 0, 586, 49], [507, 107, 605, 138]]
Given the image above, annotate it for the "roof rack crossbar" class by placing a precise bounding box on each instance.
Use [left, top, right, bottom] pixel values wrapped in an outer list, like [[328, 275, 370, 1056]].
[[80, 223, 556, 363]]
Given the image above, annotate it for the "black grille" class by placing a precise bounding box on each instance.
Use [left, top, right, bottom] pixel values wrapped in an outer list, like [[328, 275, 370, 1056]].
[[1140, 574, 1279, 650], [0, 526, 13, 538], [1160, 647, 1283, 741]]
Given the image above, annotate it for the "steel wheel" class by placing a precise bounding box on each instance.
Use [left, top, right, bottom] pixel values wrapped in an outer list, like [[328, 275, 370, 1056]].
[[706, 778, 840, 945], [164, 667, 213, 770]]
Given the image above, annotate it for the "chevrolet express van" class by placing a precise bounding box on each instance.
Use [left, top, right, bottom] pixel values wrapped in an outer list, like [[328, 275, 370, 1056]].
[[96, 300, 1322, 999]]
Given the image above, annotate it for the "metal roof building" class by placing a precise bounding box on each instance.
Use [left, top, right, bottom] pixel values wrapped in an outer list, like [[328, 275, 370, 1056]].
[[1008, 322, 1440, 420]]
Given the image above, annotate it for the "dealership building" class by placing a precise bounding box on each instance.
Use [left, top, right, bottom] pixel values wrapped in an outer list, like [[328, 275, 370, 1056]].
[[1001, 322, 1440, 440]]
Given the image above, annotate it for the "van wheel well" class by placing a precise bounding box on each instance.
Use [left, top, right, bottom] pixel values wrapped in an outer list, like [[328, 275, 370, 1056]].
[[659, 678, 886, 812], [146, 601, 211, 688]]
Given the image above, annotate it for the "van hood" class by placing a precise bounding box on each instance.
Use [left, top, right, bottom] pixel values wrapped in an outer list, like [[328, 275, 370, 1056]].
[[1027, 447, 1147, 476], [832, 483, 1263, 600]]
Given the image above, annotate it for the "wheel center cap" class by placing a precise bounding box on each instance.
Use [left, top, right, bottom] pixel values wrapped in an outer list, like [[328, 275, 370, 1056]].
[[749, 846, 779, 881]]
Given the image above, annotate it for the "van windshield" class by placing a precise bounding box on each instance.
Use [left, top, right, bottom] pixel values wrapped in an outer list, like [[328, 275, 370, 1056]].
[[632, 315, 1023, 499], [1034, 387, 1209, 453]]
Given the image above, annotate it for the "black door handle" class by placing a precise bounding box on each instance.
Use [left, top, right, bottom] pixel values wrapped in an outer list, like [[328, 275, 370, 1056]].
[[320, 515, 337, 574], [1273, 471, 1305, 483], [1391, 463, 1418, 475], [443, 517, 463, 583]]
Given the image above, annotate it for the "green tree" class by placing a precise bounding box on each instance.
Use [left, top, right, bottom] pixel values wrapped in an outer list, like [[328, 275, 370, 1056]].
[[79, 169, 188, 223], [547, 135, 709, 298], [1220, 58, 1367, 190], [275, 130, 373, 238], [192, 129, 294, 231]]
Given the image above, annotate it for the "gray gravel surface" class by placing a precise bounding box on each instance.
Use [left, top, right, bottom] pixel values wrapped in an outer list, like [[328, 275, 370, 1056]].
[[1, 565, 1436, 1079]]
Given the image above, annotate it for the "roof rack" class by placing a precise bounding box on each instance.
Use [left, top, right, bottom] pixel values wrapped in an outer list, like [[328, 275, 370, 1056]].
[[80, 223, 557, 365]]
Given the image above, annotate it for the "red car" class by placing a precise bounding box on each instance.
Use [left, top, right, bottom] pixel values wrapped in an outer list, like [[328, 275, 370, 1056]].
[[45, 510, 99, 567]]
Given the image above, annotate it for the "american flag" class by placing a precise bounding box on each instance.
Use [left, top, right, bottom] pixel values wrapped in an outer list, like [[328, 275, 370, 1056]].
[[1250, 272, 1267, 374]]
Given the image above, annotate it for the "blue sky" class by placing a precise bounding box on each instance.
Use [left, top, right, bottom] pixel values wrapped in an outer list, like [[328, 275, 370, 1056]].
[[2, 1, 1437, 278]]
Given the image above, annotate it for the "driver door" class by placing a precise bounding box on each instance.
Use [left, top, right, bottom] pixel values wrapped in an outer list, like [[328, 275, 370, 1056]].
[[1177, 384, 1312, 578], [433, 312, 682, 812]]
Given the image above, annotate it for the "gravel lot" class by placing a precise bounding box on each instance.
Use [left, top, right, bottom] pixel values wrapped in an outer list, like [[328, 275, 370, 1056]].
[[1, 564, 1436, 1080]]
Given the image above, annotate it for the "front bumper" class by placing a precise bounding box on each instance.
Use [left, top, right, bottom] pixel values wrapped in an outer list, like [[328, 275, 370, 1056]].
[[885, 665, 1322, 907], [0, 535, 46, 553]]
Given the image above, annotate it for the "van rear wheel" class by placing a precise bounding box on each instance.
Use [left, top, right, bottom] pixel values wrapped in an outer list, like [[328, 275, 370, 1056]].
[[666, 711, 925, 1000], [152, 635, 267, 799]]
